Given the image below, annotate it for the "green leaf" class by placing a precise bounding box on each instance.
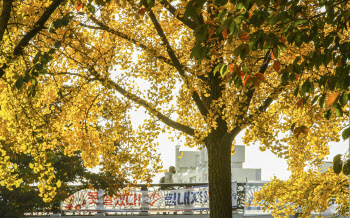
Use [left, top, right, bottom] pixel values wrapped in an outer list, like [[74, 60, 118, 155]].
[[333, 159, 343, 174], [234, 44, 242, 57], [342, 127, 350, 140], [215, 0, 228, 6], [343, 160, 350, 176], [31, 78, 38, 86], [55, 41, 61, 48], [281, 72, 289, 85], [15, 77, 24, 89], [242, 65, 248, 74], [341, 93, 348, 107], [293, 85, 299, 97], [214, 64, 223, 76], [146, 0, 155, 8], [31, 87, 36, 97], [35, 63, 43, 71], [234, 76, 242, 88], [23, 74, 31, 83], [333, 154, 342, 163], [278, 42, 287, 52], [240, 46, 247, 61], [190, 43, 202, 60], [301, 79, 310, 93], [217, 9, 228, 22], [335, 105, 343, 117], [291, 122, 296, 132], [87, 3, 96, 13], [196, 25, 209, 42], [220, 65, 228, 77], [249, 40, 256, 51], [319, 95, 325, 107], [53, 19, 62, 29], [325, 109, 332, 120], [33, 52, 41, 64]]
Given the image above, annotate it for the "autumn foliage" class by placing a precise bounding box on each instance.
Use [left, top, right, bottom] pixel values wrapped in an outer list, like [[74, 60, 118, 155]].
[[0, 0, 349, 217]]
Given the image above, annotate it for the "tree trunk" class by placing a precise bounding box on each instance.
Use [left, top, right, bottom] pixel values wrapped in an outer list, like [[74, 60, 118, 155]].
[[207, 137, 232, 218]]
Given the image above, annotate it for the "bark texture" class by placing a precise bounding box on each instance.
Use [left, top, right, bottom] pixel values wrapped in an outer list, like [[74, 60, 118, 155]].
[[207, 135, 233, 218]]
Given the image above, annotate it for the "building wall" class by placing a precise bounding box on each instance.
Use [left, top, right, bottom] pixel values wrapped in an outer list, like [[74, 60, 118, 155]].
[[173, 145, 261, 183]]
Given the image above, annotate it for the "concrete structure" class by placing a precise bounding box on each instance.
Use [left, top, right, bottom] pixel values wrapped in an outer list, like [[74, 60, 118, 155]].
[[173, 145, 261, 183], [320, 161, 333, 173]]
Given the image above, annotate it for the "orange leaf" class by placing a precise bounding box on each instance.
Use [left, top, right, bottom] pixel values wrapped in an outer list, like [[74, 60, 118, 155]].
[[75, 1, 83, 11], [338, 60, 342, 68], [281, 36, 287, 44], [274, 0, 281, 8], [205, 20, 214, 25], [253, 77, 261, 87], [295, 73, 299, 81], [225, 73, 231, 82], [271, 52, 275, 60], [244, 76, 250, 86], [222, 28, 228, 39], [294, 125, 308, 138], [138, 7, 148, 15], [296, 98, 304, 109], [229, 64, 234, 73], [208, 28, 215, 39], [235, 65, 244, 79], [256, 72, 264, 81], [248, 12, 252, 19], [239, 31, 248, 43], [300, 125, 308, 136], [327, 93, 340, 106], [210, 49, 219, 55], [273, 60, 281, 72]]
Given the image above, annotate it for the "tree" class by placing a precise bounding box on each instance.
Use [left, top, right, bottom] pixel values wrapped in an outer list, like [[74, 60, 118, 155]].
[[0, 149, 128, 217], [0, 0, 349, 217]]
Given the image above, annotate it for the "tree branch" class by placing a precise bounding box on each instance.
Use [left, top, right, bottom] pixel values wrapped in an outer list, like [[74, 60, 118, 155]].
[[160, 0, 198, 30], [0, 0, 13, 42], [236, 50, 272, 122], [89, 70, 196, 137], [13, 0, 64, 56], [148, 9, 209, 117], [81, 20, 174, 68], [245, 85, 284, 124]]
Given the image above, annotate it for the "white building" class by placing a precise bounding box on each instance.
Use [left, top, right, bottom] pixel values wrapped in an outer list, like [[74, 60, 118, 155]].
[[173, 145, 261, 183]]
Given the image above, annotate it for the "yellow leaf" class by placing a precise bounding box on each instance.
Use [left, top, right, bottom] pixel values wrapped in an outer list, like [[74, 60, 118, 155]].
[[178, 151, 183, 159], [56, 180, 61, 188]]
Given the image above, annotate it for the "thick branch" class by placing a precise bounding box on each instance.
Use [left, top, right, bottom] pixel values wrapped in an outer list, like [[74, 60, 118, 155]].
[[227, 51, 272, 141], [0, 0, 13, 42], [89, 71, 195, 137], [148, 10, 209, 117], [81, 20, 174, 67], [13, 0, 64, 56], [160, 0, 197, 30], [237, 51, 272, 121], [245, 85, 284, 124]]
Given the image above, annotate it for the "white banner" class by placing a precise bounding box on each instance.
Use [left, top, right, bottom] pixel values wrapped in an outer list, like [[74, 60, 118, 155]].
[[61, 182, 237, 212]]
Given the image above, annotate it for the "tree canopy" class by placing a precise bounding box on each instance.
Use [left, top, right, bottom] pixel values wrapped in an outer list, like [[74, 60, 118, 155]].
[[0, 0, 349, 217]]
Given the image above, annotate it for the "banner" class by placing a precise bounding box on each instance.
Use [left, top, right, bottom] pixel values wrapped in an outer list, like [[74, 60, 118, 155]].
[[61, 182, 237, 212]]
